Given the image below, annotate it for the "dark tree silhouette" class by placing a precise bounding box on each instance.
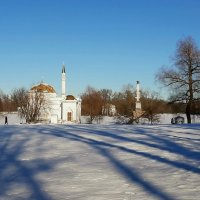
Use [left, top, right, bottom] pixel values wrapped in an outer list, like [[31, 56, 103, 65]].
[[156, 37, 200, 123]]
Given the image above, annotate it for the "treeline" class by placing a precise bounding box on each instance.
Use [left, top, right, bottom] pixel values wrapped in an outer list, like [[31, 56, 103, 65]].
[[0, 90, 17, 112], [80, 85, 190, 124], [0, 85, 186, 116], [1, 84, 200, 124]]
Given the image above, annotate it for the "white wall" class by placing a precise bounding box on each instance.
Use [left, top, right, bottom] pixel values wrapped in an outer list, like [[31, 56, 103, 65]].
[[0, 112, 25, 125], [62, 100, 78, 122]]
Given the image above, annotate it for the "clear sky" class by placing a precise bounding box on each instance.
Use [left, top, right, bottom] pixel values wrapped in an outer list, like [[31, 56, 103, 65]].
[[0, 0, 200, 98]]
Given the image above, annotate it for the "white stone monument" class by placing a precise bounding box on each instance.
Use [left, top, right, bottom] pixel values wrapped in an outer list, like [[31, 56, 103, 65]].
[[133, 81, 145, 122]]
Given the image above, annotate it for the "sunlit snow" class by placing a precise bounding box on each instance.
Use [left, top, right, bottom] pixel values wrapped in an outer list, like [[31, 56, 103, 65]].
[[0, 123, 200, 200]]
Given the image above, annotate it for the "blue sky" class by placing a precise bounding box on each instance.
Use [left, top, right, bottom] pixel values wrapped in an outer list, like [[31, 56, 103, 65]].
[[0, 0, 200, 98]]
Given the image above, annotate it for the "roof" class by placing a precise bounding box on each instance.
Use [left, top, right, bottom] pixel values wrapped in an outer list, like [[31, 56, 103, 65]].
[[66, 95, 76, 100], [30, 83, 56, 93]]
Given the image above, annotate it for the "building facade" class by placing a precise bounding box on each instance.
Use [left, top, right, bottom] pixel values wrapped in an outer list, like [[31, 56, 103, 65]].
[[30, 65, 81, 123]]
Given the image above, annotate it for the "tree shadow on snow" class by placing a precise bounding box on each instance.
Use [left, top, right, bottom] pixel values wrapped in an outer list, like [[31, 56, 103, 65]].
[[68, 125, 200, 162], [0, 125, 56, 200], [34, 124, 200, 200], [2, 124, 199, 200]]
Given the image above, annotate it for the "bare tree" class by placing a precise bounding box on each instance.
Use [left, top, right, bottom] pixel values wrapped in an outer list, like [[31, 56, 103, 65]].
[[0, 90, 16, 112], [0, 90, 4, 112], [156, 37, 200, 123], [12, 87, 48, 123], [141, 90, 162, 124], [112, 84, 136, 123], [100, 89, 113, 116], [81, 86, 103, 123]]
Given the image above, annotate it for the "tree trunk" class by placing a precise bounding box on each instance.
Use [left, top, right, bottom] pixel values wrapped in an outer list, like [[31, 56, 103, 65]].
[[186, 102, 191, 124]]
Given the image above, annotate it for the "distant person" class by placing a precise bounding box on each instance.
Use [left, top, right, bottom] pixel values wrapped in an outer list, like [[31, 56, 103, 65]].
[[5, 116, 8, 125]]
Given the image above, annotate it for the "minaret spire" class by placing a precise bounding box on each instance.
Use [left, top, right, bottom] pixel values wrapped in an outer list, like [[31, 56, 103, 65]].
[[61, 63, 66, 99], [62, 62, 65, 73]]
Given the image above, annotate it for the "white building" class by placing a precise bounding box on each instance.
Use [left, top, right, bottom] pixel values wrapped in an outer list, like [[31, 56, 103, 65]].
[[30, 65, 81, 124]]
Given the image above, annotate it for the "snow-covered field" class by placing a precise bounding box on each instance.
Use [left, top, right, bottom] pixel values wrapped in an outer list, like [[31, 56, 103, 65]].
[[0, 124, 199, 200]]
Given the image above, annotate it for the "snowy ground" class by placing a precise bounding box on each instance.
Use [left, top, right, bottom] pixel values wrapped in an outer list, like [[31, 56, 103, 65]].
[[0, 124, 200, 200], [1, 113, 200, 125]]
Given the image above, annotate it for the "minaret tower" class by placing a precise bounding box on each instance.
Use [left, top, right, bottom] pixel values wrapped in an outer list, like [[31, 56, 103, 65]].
[[135, 81, 141, 110], [61, 64, 66, 99]]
